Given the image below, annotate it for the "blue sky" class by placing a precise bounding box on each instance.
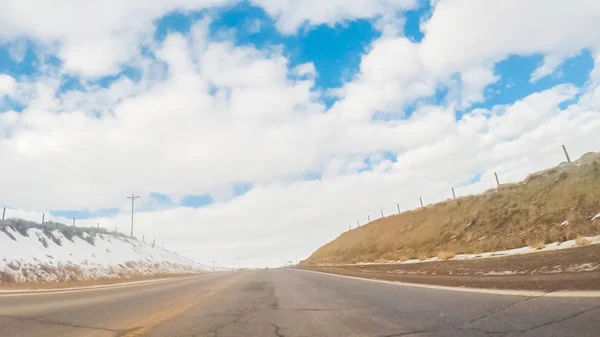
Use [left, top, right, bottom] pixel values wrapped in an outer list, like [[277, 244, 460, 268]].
[[1, 1, 596, 220]]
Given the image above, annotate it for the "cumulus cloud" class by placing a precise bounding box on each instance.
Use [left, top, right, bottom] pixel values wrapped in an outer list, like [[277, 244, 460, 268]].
[[0, 75, 16, 96], [251, 0, 417, 33], [332, 0, 600, 118], [0, 0, 236, 77]]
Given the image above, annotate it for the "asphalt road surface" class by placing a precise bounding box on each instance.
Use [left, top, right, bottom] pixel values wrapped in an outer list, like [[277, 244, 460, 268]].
[[1, 269, 599, 337]]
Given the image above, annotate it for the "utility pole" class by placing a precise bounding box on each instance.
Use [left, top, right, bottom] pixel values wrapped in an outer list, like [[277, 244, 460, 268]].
[[127, 194, 140, 238], [397, 204, 400, 214], [41, 213, 45, 224], [72, 218, 75, 227], [356, 220, 359, 227], [368, 215, 371, 223], [494, 172, 500, 187], [2, 207, 5, 220], [420, 197, 424, 208], [381, 209, 384, 218], [562, 145, 571, 163], [452, 187, 456, 199]]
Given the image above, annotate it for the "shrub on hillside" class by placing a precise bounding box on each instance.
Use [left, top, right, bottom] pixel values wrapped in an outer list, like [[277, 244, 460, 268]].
[[1, 226, 16, 241], [43, 228, 62, 246]]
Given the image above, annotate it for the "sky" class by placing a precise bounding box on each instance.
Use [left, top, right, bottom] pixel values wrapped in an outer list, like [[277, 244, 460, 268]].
[[1, 0, 600, 268]]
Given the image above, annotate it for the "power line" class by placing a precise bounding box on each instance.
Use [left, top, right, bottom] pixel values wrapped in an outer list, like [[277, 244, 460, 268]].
[[127, 194, 140, 238]]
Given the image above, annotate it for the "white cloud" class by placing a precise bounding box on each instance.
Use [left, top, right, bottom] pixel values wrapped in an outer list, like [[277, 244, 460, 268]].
[[292, 62, 317, 79], [0, 75, 16, 97], [251, 0, 417, 34], [332, 0, 600, 119], [0, 0, 236, 77]]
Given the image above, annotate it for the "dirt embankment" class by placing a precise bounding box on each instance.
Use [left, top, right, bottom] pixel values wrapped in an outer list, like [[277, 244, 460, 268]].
[[303, 152, 600, 266], [300, 243, 600, 291]]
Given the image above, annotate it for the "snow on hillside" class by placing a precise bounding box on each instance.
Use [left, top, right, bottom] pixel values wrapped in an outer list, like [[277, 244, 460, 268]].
[[0, 221, 209, 283]]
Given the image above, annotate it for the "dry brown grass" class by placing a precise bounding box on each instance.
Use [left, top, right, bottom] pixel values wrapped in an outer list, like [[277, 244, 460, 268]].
[[530, 242, 546, 250], [303, 152, 600, 265], [437, 251, 457, 260], [575, 236, 591, 247]]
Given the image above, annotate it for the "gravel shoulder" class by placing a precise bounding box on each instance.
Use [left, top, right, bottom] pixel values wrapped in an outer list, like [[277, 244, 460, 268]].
[[300, 244, 600, 291]]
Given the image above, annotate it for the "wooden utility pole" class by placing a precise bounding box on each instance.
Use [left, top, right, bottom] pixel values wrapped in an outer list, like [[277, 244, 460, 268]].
[[562, 145, 571, 163], [397, 204, 400, 214], [2, 207, 5, 220], [494, 172, 500, 187], [127, 194, 140, 238], [368, 215, 371, 222], [420, 197, 424, 208], [452, 187, 456, 199], [41, 213, 45, 224]]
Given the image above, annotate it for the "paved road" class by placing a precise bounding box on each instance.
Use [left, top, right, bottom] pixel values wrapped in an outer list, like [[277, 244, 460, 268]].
[[1, 269, 599, 337]]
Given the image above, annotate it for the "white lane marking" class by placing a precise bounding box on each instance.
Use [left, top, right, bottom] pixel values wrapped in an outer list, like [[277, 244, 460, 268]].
[[293, 269, 600, 298], [0, 273, 220, 297]]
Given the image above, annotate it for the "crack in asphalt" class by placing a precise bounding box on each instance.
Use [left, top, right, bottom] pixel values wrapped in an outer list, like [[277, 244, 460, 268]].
[[467, 292, 548, 325], [462, 303, 600, 335], [0, 314, 122, 333], [381, 303, 600, 337]]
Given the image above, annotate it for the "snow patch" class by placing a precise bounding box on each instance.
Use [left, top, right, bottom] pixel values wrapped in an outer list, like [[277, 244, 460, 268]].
[[349, 235, 600, 267], [0, 226, 209, 283]]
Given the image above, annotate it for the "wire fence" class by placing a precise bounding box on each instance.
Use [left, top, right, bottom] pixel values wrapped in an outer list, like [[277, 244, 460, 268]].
[[334, 144, 577, 237]]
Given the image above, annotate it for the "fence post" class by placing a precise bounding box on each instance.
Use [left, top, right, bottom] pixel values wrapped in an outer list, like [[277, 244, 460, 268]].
[[420, 197, 424, 208], [494, 172, 500, 187], [1, 207, 5, 220], [397, 204, 400, 214], [562, 145, 571, 163], [452, 187, 456, 199]]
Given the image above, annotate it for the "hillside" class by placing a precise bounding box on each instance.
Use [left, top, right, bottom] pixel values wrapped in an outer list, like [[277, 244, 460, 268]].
[[0, 219, 208, 283], [304, 152, 600, 265]]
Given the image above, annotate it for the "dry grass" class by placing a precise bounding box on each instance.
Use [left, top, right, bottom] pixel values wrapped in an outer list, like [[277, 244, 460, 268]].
[[437, 251, 457, 260], [575, 236, 591, 247], [304, 152, 600, 265], [418, 254, 429, 261], [530, 242, 546, 250]]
